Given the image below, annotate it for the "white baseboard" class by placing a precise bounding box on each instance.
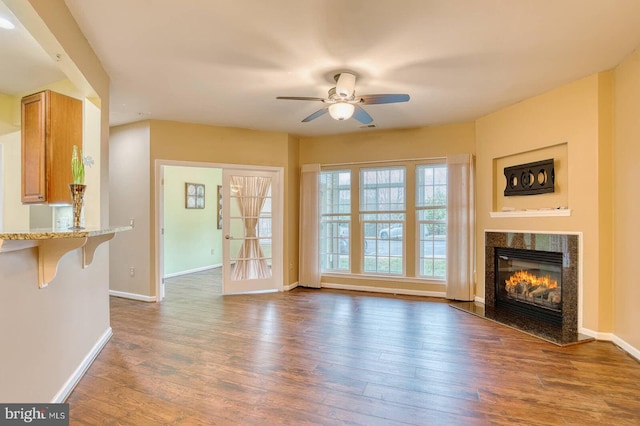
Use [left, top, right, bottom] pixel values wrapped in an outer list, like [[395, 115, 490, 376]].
[[611, 335, 640, 361], [283, 281, 299, 291], [474, 296, 485, 304], [52, 327, 112, 403], [580, 328, 640, 362], [109, 290, 156, 302], [579, 327, 613, 341], [164, 264, 221, 279], [321, 282, 446, 298]]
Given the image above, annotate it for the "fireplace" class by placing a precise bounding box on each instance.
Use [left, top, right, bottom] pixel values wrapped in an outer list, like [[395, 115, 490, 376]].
[[445, 231, 592, 346], [450, 232, 591, 345], [494, 247, 563, 326]]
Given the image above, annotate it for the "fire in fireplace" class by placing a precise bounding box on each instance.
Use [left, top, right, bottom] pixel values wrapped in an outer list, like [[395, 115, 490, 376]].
[[495, 247, 563, 326]]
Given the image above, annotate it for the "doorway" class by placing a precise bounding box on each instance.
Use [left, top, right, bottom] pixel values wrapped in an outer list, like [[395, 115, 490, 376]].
[[156, 161, 283, 300]]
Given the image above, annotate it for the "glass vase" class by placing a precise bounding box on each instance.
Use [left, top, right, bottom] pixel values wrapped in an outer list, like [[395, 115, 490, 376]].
[[68, 183, 86, 230]]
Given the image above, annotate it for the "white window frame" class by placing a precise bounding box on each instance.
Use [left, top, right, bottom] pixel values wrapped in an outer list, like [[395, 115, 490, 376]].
[[319, 170, 351, 272], [319, 159, 447, 283], [415, 163, 447, 280], [360, 166, 406, 276]]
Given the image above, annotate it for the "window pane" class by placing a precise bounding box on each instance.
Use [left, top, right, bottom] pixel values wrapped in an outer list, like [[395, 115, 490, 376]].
[[360, 167, 406, 275], [320, 171, 351, 214], [417, 164, 447, 207], [360, 167, 405, 212], [320, 219, 350, 271], [320, 170, 351, 272], [416, 164, 447, 279]]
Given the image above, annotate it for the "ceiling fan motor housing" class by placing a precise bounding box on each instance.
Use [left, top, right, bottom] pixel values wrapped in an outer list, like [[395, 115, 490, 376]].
[[335, 72, 356, 97]]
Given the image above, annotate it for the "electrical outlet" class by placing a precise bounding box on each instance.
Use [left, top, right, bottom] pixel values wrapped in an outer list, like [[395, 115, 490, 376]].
[[129, 267, 135, 277], [129, 218, 135, 227], [211, 248, 215, 255]]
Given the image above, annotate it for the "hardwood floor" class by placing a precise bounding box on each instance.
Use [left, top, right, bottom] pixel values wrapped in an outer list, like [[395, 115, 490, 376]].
[[67, 270, 640, 425]]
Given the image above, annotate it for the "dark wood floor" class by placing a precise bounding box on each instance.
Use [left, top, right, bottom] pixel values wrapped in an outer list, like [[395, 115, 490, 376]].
[[67, 270, 640, 425]]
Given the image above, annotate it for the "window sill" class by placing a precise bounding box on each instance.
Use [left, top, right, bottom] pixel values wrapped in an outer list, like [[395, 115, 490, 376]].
[[322, 272, 446, 286]]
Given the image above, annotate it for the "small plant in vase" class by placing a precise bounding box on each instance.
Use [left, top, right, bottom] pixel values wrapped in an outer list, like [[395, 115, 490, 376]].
[[71, 144, 85, 185], [69, 145, 93, 229]]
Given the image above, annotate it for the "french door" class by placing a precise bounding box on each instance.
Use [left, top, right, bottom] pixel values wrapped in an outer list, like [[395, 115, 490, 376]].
[[222, 167, 282, 294]]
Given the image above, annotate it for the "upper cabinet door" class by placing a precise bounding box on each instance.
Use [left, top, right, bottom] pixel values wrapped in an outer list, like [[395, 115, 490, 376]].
[[21, 91, 47, 204], [21, 90, 82, 205]]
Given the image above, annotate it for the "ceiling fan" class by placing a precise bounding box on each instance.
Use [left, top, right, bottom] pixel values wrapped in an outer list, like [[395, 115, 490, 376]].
[[276, 72, 410, 124]]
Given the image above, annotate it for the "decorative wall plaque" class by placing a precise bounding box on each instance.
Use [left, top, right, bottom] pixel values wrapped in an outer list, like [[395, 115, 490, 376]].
[[185, 182, 205, 209], [503, 159, 554, 196]]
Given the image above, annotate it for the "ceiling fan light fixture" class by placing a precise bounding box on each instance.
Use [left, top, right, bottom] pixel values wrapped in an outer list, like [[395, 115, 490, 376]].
[[328, 102, 355, 120]]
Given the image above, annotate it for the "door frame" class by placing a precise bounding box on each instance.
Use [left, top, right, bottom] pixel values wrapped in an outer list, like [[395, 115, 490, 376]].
[[154, 159, 284, 301]]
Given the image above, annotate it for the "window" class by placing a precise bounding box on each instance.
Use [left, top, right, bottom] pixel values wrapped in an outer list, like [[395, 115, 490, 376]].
[[319, 170, 351, 271], [361, 167, 406, 275], [319, 161, 447, 282], [416, 164, 447, 278]]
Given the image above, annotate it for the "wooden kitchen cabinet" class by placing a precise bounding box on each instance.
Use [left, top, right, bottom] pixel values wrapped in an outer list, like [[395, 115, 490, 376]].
[[21, 90, 82, 204]]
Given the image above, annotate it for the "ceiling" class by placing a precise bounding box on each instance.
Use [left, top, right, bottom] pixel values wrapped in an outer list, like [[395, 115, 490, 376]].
[[0, 1, 65, 95], [4, 1, 640, 137]]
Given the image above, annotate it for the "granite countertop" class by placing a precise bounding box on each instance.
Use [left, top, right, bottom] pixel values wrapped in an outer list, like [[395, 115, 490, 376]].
[[0, 225, 132, 240]]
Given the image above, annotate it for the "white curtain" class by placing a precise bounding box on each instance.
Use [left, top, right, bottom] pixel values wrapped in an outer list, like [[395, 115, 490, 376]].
[[299, 164, 321, 288], [446, 154, 476, 301], [230, 176, 271, 280]]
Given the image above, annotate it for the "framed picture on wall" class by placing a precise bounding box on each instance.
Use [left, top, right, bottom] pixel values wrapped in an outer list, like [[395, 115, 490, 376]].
[[185, 182, 205, 209], [217, 185, 222, 229]]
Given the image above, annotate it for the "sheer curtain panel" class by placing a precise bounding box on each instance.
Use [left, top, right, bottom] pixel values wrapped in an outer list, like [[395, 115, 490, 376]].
[[230, 176, 272, 280], [299, 164, 321, 288], [446, 154, 476, 301]]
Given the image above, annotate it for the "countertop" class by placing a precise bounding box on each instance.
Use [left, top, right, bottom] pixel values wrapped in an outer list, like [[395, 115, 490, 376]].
[[0, 225, 132, 241]]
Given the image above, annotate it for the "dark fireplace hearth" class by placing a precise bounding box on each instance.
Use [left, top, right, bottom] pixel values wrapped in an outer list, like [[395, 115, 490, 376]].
[[451, 232, 593, 346]]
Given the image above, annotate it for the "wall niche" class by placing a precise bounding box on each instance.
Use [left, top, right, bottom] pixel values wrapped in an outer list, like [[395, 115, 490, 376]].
[[492, 143, 568, 214]]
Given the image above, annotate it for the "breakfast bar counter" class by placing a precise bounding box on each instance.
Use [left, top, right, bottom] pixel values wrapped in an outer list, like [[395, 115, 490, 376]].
[[0, 225, 132, 288]]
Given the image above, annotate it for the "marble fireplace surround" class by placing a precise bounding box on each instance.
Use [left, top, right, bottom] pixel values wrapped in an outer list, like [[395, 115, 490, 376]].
[[453, 231, 593, 346]]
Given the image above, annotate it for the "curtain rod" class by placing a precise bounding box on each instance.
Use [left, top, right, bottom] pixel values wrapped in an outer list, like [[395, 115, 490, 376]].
[[321, 156, 447, 167]]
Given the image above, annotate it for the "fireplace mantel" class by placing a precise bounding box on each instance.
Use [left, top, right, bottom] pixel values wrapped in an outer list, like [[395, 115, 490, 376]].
[[489, 208, 571, 218]]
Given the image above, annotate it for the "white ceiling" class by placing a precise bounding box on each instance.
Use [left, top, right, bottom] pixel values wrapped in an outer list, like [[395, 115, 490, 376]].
[[0, 1, 65, 95], [6, 1, 640, 137]]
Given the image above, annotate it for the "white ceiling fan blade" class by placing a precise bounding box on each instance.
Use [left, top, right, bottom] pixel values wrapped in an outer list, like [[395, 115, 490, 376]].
[[302, 107, 329, 122], [359, 94, 410, 104], [352, 104, 373, 124], [336, 72, 356, 97], [276, 96, 325, 101]]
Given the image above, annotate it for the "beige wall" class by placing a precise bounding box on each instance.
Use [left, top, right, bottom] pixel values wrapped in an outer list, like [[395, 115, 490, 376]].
[[287, 134, 300, 285], [613, 47, 640, 350], [0, 131, 29, 230], [475, 73, 613, 333], [109, 120, 300, 297], [0, 0, 111, 402], [300, 123, 476, 294], [300, 124, 476, 165], [109, 121, 151, 297], [0, 93, 19, 134], [147, 120, 298, 295]]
